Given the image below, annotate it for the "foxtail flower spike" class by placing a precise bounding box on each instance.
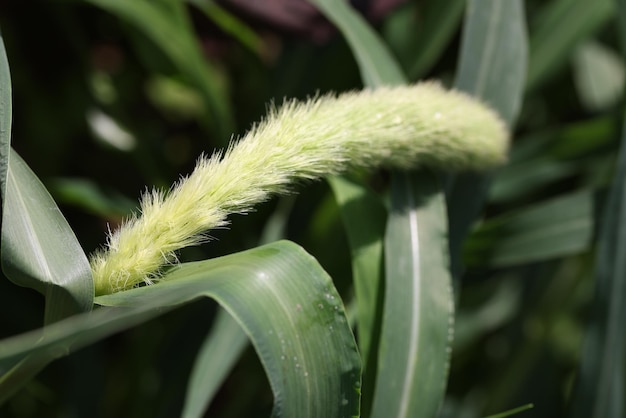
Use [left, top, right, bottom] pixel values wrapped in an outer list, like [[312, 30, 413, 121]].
[[90, 82, 509, 295]]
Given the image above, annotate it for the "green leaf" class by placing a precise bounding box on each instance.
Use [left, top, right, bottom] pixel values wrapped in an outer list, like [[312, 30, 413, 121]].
[[572, 40, 625, 111], [305, 3, 409, 414], [83, 0, 233, 140], [48, 177, 135, 218], [181, 196, 294, 418], [186, 0, 263, 56], [489, 157, 578, 204], [455, 0, 527, 126], [328, 176, 385, 365], [0, 30, 92, 402], [0, 32, 10, 197], [568, 125, 626, 416], [484, 403, 534, 418], [465, 190, 595, 267], [449, 0, 527, 279], [527, 0, 614, 92], [1, 151, 93, 321], [383, 0, 466, 80], [0, 241, 361, 417], [370, 170, 454, 418], [308, 0, 407, 86], [182, 309, 248, 418]]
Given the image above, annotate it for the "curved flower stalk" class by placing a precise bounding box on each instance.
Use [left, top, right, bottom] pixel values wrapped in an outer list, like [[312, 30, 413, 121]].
[[90, 82, 509, 295]]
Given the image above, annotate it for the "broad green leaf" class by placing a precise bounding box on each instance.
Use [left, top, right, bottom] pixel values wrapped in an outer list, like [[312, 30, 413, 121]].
[[449, 0, 527, 278], [307, 0, 406, 86], [0, 241, 361, 417], [181, 195, 294, 418], [371, 170, 453, 418], [1, 150, 93, 322], [465, 190, 595, 267], [96, 241, 362, 418], [83, 0, 233, 141], [527, 0, 614, 92], [182, 309, 248, 418]]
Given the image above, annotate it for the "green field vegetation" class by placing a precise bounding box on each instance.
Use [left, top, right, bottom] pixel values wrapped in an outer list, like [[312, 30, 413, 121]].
[[0, 1, 624, 417]]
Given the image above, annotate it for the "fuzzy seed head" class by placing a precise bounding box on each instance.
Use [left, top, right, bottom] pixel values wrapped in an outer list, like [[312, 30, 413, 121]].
[[90, 82, 509, 295]]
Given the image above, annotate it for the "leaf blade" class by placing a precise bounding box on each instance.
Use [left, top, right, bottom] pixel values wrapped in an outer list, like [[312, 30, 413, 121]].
[[0, 241, 361, 418], [308, 0, 406, 86], [0, 31, 10, 197], [371, 170, 453, 418], [182, 309, 248, 418], [568, 122, 626, 417], [448, 0, 528, 279]]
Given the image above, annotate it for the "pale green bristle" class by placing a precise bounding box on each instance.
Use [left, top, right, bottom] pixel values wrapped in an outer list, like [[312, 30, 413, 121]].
[[91, 82, 509, 295]]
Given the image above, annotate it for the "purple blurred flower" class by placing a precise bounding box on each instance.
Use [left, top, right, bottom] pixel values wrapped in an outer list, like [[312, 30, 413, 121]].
[[219, 0, 408, 42]]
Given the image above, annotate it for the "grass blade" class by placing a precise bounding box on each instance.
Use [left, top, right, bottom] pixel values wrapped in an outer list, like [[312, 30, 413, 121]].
[[0, 32, 10, 196], [1, 150, 94, 322], [449, 0, 527, 279], [186, 0, 263, 56], [409, 0, 465, 79], [371, 170, 454, 418], [182, 308, 248, 418], [567, 121, 626, 418], [485, 403, 534, 418], [328, 176, 385, 364], [465, 190, 595, 267], [308, 0, 406, 86], [0, 241, 361, 417], [97, 241, 362, 418], [328, 176, 386, 416], [455, 0, 527, 126]]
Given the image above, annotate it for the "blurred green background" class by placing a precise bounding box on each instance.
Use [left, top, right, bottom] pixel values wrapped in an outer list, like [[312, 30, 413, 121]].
[[0, 0, 624, 417]]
